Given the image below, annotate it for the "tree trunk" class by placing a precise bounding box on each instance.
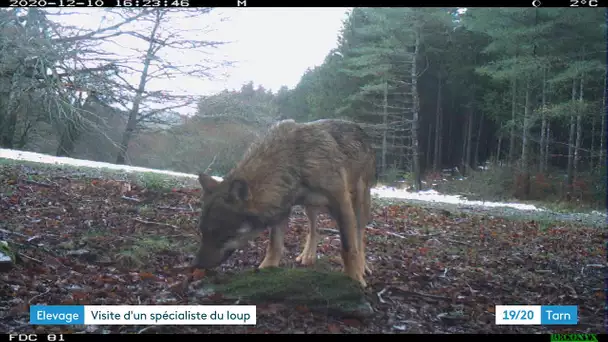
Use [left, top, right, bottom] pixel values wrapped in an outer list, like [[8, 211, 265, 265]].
[[116, 11, 163, 165], [381, 79, 388, 176], [590, 109, 596, 171], [545, 122, 551, 170], [496, 135, 502, 163], [411, 27, 421, 191], [447, 96, 454, 166], [599, 71, 606, 170], [464, 76, 476, 176], [544, 80, 552, 170], [508, 76, 517, 165], [433, 73, 443, 172], [474, 113, 483, 168], [574, 74, 584, 183], [566, 77, 577, 199], [460, 113, 467, 175], [465, 108, 473, 175], [520, 78, 531, 198], [0, 70, 24, 148], [539, 67, 547, 173], [426, 122, 432, 171], [391, 120, 397, 168]]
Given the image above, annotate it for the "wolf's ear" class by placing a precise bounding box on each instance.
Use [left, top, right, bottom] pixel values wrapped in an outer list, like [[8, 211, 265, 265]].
[[198, 173, 220, 194], [227, 179, 249, 202]]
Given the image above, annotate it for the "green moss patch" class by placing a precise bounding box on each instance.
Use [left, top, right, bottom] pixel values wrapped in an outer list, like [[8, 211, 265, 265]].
[[201, 267, 373, 318]]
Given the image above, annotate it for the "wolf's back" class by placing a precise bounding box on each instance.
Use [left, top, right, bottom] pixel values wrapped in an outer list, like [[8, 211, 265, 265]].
[[308, 119, 377, 184]]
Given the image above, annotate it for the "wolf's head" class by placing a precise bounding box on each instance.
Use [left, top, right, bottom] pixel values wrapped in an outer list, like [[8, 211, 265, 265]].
[[192, 173, 263, 268]]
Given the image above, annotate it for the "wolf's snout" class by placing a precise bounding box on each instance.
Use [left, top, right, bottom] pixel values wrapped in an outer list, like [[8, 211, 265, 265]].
[[192, 246, 235, 269]]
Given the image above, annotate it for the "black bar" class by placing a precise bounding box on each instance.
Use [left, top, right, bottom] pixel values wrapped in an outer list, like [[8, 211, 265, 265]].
[[2, 334, 608, 340], [1, 0, 604, 7]]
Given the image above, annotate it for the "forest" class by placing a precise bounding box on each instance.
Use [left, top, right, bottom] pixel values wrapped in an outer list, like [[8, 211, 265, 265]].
[[273, 8, 607, 208], [1, 8, 606, 208]]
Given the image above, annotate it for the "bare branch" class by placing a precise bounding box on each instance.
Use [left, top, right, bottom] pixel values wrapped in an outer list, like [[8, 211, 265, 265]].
[[51, 9, 152, 44]]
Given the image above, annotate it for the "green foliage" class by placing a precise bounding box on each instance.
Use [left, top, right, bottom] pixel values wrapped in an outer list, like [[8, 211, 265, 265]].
[[138, 172, 179, 192], [197, 82, 277, 123], [479, 86, 510, 125], [549, 60, 605, 85], [435, 165, 516, 201], [540, 100, 595, 123]]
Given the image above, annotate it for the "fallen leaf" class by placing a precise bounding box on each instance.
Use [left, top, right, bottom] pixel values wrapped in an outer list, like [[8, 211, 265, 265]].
[[139, 272, 156, 280], [328, 324, 341, 333], [192, 269, 206, 280]]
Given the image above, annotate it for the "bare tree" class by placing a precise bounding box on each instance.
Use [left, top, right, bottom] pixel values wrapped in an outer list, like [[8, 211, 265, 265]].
[[410, 23, 421, 191], [0, 8, 150, 150], [99, 8, 231, 164]]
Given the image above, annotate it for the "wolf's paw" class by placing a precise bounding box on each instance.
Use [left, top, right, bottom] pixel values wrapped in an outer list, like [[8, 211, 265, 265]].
[[295, 250, 316, 266], [258, 257, 280, 269]]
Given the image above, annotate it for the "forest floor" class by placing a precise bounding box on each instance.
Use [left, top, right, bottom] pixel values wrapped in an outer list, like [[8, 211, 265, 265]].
[[0, 160, 605, 334]]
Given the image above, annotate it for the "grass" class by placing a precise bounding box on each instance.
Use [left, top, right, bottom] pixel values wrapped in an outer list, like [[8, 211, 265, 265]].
[[0, 157, 199, 191], [431, 166, 606, 214], [138, 172, 182, 192], [116, 236, 186, 268], [527, 199, 601, 214]]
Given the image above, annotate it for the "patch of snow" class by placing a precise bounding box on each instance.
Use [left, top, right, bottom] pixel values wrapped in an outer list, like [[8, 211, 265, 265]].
[[0, 148, 223, 181], [372, 187, 543, 212], [1, 148, 544, 211]]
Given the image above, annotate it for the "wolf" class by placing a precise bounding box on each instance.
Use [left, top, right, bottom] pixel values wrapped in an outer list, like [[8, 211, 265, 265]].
[[270, 119, 376, 274], [193, 119, 376, 286]]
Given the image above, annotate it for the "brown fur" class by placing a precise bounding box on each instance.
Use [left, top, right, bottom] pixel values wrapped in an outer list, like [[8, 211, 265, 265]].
[[273, 119, 376, 274], [194, 119, 376, 287]]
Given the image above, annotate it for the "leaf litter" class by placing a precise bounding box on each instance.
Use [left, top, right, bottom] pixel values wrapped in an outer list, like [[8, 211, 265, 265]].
[[0, 164, 604, 334]]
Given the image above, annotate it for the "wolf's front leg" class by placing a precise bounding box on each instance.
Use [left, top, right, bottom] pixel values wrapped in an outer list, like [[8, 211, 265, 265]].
[[259, 219, 287, 268]]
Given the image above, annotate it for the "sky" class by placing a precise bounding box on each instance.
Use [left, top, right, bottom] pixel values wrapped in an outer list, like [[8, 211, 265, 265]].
[[209, 8, 351, 94], [47, 8, 351, 97]]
